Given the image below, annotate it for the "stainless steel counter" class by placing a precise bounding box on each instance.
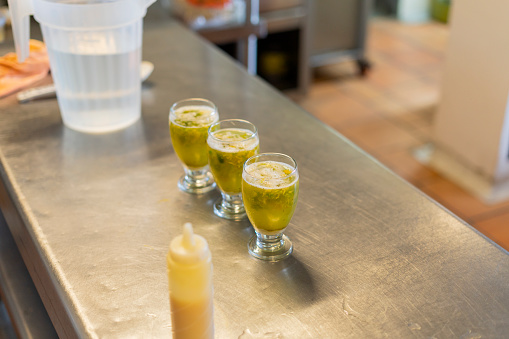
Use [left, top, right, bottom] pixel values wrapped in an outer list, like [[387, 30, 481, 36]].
[[1, 6, 509, 339]]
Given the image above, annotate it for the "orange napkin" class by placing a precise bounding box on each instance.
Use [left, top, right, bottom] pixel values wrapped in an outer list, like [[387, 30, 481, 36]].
[[0, 40, 50, 99], [186, 0, 231, 8]]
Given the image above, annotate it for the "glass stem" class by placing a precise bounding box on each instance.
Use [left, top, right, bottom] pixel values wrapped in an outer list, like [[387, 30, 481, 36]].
[[178, 165, 215, 194], [255, 232, 284, 252], [220, 192, 244, 213], [184, 167, 209, 184]]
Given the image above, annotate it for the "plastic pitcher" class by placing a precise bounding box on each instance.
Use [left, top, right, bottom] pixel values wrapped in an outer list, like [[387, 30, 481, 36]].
[[7, 0, 156, 133]]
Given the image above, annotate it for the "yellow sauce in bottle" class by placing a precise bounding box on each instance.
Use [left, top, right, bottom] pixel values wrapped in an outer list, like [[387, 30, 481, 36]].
[[167, 223, 214, 339]]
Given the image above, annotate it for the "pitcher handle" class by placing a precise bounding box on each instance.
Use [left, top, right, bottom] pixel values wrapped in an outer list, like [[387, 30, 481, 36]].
[[7, 0, 34, 62], [145, 0, 157, 9]]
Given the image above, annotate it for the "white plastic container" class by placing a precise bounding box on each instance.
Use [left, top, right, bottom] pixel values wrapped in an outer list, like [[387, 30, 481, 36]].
[[398, 0, 430, 24], [167, 223, 214, 339], [8, 0, 156, 133]]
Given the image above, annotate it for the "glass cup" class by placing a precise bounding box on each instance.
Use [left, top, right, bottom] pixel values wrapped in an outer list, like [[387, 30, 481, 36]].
[[207, 119, 259, 220], [242, 153, 299, 261], [170, 98, 219, 194]]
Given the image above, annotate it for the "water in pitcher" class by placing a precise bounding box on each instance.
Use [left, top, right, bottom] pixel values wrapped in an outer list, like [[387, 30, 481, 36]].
[[48, 47, 141, 133], [7, 0, 155, 133]]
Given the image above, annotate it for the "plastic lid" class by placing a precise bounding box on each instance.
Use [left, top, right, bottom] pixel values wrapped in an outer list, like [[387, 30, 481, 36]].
[[33, 0, 154, 28], [169, 223, 211, 265], [6, 0, 156, 62]]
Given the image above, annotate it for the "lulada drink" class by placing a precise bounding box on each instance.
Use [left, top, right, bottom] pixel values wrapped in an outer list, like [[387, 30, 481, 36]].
[[242, 160, 299, 234], [170, 105, 218, 169], [207, 128, 259, 194]]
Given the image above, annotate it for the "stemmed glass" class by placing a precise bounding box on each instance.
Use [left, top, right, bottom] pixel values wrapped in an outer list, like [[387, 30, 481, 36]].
[[242, 153, 299, 261], [169, 98, 219, 194], [207, 119, 259, 220]]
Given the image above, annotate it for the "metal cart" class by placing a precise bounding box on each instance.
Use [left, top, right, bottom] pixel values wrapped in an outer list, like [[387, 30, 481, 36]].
[[309, 0, 371, 75]]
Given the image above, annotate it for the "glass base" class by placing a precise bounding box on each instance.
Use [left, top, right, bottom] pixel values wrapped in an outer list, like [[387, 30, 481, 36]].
[[248, 234, 293, 262], [213, 193, 246, 220], [177, 170, 216, 194]]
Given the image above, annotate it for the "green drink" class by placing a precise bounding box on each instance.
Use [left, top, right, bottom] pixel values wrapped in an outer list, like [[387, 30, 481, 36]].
[[170, 105, 218, 169], [208, 129, 259, 194], [207, 119, 259, 220], [242, 161, 299, 234], [169, 98, 218, 194], [242, 153, 299, 261]]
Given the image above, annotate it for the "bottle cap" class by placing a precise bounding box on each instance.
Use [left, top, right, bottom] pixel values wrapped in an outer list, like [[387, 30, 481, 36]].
[[169, 223, 210, 265]]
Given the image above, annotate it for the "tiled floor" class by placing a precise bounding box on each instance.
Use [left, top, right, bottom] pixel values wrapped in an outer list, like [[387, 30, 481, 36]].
[[294, 18, 509, 251]]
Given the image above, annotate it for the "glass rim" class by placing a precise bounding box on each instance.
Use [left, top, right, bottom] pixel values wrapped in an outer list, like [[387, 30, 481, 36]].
[[243, 152, 298, 181], [208, 119, 258, 142], [169, 98, 218, 126]]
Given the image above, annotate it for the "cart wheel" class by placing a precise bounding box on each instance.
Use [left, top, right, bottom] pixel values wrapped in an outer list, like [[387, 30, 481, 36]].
[[356, 59, 371, 76]]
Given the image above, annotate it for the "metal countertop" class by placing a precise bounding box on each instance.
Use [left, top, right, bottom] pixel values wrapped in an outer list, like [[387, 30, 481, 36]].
[[1, 7, 509, 339]]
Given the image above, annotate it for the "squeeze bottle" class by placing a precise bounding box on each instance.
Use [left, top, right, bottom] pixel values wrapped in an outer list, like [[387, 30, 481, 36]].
[[167, 223, 214, 339]]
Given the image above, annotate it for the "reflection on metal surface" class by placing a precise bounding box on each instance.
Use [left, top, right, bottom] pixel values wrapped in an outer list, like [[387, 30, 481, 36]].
[[407, 322, 421, 331], [460, 330, 482, 339], [342, 296, 361, 317], [238, 329, 282, 339]]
